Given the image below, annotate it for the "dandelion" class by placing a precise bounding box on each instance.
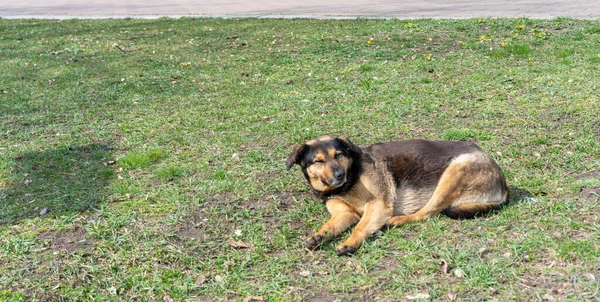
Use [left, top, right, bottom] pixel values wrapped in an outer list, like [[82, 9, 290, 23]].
[[367, 40, 372, 45], [478, 18, 483, 23], [501, 42, 507, 47], [533, 23, 538, 28], [481, 35, 488, 42], [515, 24, 525, 30], [509, 69, 512, 74], [514, 33, 519, 37], [597, 53, 600, 57], [403, 22, 417, 29]]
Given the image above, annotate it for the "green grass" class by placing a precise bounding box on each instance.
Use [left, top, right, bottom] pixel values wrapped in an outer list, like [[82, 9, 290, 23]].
[[1, 16, 599, 301]]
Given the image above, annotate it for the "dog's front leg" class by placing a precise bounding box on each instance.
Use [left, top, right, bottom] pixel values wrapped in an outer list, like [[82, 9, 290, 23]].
[[335, 200, 393, 256], [306, 198, 360, 250]]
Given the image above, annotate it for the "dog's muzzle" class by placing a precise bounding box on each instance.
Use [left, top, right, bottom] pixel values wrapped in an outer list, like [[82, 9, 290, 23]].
[[326, 170, 346, 187]]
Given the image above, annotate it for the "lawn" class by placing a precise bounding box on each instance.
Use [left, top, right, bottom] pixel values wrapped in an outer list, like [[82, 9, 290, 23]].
[[0, 16, 599, 301]]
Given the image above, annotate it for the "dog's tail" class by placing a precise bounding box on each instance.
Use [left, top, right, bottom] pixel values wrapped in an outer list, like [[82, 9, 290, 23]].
[[443, 192, 510, 219]]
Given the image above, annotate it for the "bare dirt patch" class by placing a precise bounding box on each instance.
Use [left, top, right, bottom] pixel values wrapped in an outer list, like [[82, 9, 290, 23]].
[[578, 185, 599, 203], [299, 286, 341, 302], [172, 206, 207, 242], [38, 228, 94, 253], [517, 271, 576, 300]]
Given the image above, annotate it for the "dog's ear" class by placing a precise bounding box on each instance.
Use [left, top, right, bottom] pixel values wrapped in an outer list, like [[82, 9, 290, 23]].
[[336, 135, 362, 155], [286, 144, 307, 170]]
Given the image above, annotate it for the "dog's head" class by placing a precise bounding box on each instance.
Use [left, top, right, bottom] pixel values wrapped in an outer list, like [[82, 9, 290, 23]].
[[286, 135, 362, 192]]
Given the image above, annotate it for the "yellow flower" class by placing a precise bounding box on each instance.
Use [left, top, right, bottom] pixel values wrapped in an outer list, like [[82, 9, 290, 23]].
[[516, 24, 525, 29], [478, 18, 483, 23], [533, 23, 537, 28], [481, 35, 488, 42], [597, 53, 600, 57], [367, 40, 372, 45], [514, 33, 519, 37], [501, 42, 507, 47]]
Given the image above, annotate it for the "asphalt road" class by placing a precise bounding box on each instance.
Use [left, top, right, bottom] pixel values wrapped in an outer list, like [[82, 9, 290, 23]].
[[1, 0, 599, 19]]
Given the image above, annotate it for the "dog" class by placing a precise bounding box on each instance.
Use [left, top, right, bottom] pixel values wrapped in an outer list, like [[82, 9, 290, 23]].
[[286, 135, 509, 256]]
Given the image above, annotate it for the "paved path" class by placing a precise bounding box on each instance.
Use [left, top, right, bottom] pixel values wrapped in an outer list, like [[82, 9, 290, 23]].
[[1, 0, 599, 19]]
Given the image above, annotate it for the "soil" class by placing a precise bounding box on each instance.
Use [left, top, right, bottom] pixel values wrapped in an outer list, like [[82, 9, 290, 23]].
[[38, 227, 94, 253]]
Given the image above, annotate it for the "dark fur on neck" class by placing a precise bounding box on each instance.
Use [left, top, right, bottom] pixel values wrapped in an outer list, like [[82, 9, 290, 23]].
[[308, 155, 363, 202]]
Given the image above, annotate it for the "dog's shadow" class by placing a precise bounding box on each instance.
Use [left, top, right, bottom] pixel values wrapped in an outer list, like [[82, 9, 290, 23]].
[[1, 144, 115, 224], [507, 186, 535, 206]]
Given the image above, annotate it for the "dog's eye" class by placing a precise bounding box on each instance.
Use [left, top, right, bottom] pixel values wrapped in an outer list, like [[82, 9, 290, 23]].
[[334, 152, 342, 159]]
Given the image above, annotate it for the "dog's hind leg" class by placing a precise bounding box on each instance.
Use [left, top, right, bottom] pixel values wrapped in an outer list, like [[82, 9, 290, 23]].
[[387, 153, 508, 226]]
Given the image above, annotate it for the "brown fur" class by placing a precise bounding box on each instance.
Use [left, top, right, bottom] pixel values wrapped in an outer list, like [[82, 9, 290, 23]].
[[287, 135, 509, 256]]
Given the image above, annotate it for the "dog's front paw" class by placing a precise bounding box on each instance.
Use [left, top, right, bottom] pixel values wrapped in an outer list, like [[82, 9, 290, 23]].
[[334, 244, 357, 256], [306, 235, 324, 250]]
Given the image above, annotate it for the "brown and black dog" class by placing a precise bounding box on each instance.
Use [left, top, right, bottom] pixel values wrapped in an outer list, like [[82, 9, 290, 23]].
[[286, 135, 509, 256]]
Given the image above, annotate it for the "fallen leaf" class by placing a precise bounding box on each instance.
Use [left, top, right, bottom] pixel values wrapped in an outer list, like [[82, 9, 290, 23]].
[[243, 296, 265, 302], [542, 293, 556, 301], [214, 275, 224, 283], [406, 293, 430, 300], [195, 276, 206, 285], [477, 247, 487, 254], [163, 295, 174, 302], [299, 270, 311, 277], [439, 260, 449, 275], [447, 289, 456, 301], [228, 238, 249, 249], [40, 208, 48, 216], [454, 268, 464, 278], [585, 273, 596, 282]]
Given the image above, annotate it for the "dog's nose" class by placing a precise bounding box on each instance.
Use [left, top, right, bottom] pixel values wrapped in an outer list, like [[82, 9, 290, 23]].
[[334, 169, 345, 180]]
